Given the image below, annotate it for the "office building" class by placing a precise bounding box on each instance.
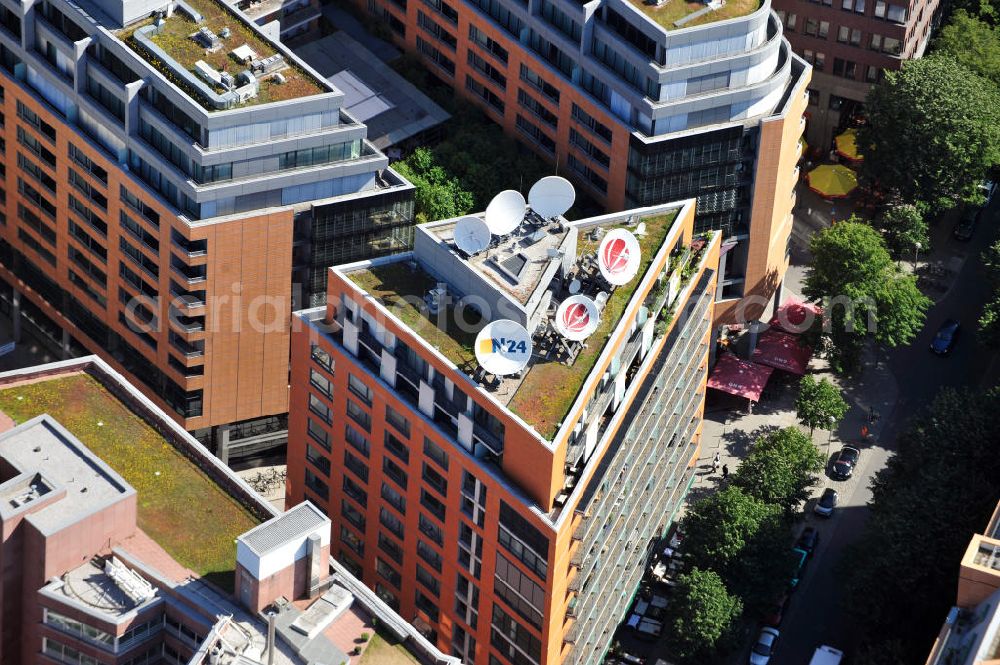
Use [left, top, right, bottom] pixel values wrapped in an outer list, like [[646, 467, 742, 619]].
[[925, 500, 1000, 665], [286, 196, 720, 664], [228, 0, 321, 45], [0, 0, 415, 460], [0, 355, 460, 665], [773, 0, 938, 148], [348, 0, 809, 322]]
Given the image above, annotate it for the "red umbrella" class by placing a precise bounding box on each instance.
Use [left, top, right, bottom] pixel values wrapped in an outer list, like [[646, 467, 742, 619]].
[[707, 353, 775, 401], [752, 330, 813, 375]]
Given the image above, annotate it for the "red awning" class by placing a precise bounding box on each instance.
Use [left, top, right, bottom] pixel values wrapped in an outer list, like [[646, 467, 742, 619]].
[[707, 353, 774, 402], [752, 330, 812, 375], [769, 298, 823, 334]]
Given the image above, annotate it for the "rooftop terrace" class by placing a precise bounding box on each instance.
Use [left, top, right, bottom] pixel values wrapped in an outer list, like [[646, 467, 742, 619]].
[[119, 0, 325, 110], [0, 374, 260, 589], [630, 0, 762, 30], [347, 209, 681, 440]]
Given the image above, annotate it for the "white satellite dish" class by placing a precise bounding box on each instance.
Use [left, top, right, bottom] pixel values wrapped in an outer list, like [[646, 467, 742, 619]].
[[554, 295, 601, 341], [528, 176, 576, 219], [485, 190, 526, 235], [475, 319, 533, 376], [454, 216, 491, 255], [598, 228, 642, 286]]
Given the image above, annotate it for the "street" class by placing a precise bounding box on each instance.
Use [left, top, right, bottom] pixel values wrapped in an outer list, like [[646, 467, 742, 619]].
[[767, 193, 1000, 665]]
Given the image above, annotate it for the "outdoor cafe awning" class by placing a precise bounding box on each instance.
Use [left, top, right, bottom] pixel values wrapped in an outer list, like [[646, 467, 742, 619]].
[[835, 128, 863, 162], [707, 352, 774, 402], [752, 329, 813, 375], [807, 164, 858, 198], [768, 297, 823, 334]]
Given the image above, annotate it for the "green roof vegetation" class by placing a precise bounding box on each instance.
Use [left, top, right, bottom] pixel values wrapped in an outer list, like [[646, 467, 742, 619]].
[[359, 631, 421, 665], [507, 211, 679, 439], [0, 374, 259, 590], [120, 0, 323, 109], [632, 0, 762, 30], [349, 263, 484, 370]]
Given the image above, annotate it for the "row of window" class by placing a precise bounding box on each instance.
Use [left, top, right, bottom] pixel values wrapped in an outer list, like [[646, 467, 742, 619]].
[[781, 11, 905, 57]]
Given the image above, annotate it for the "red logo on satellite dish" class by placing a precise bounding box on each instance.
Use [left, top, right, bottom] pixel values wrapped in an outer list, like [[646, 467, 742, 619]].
[[562, 302, 592, 333], [602, 237, 632, 277]]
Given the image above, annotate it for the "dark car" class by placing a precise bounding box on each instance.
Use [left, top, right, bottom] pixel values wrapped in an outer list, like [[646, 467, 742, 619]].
[[831, 445, 861, 480], [954, 206, 980, 241], [789, 547, 809, 589], [762, 594, 790, 627], [930, 319, 961, 356], [796, 526, 820, 554], [814, 488, 839, 517]]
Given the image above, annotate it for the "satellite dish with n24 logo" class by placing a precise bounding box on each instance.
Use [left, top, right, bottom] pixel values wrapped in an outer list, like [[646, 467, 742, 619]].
[[474, 320, 533, 375], [598, 228, 642, 286], [554, 295, 601, 341]]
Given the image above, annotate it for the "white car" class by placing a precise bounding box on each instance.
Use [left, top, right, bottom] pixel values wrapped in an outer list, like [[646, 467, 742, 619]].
[[749, 627, 780, 665]]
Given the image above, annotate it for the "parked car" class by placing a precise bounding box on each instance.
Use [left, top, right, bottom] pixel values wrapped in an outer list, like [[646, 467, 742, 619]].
[[749, 627, 780, 665], [930, 319, 961, 356], [762, 593, 790, 627], [831, 445, 861, 480], [814, 488, 839, 517], [979, 179, 997, 204], [954, 206, 981, 241], [789, 547, 809, 589], [796, 526, 820, 554]]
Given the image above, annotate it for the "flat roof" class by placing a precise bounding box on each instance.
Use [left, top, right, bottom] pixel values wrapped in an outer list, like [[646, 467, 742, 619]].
[[117, 0, 325, 110], [0, 373, 260, 586], [345, 206, 683, 439], [630, 0, 763, 31], [238, 501, 327, 556], [0, 416, 132, 533]]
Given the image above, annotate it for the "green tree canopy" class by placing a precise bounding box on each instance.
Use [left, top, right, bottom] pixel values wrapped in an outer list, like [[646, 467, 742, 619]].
[[733, 427, 827, 514], [393, 147, 475, 223], [795, 376, 850, 436], [842, 386, 1000, 662], [804, 221, 931, 372], [979, 294, 1000, 346], [874, 203, 929, 262], [858, 55, 1000, 212], [935, 10, 1000, 86], [680, 486, 783, 576], [664, 568, 743, 662], [984, 239, 1000, 287]]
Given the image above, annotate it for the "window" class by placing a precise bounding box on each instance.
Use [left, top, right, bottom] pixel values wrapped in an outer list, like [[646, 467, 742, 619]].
[[380, 507, 405, 538], [417, 564, 441, 595], [461, 471, 487, 527], [310, 369, 332, 398], [307, 418, 330, 451], [344, 450, 369, 482], [837, 25, 849, 43], [378, 532, 403, 563], [309, 394, 331, 424], [416, 589, 440, 621], [498, 501, 549, 580], [424, 437, 449, 470], [571, 103, 612, 144], [304, 468, 328, 500], [459, 522, 483, 578], [17, 101, 56, 141], [466, 75, 505, 114], [386, 405, 410, 438], [517, 89, 557, 128], [343, 475, 367, 505], [416, 36, 455, 76], [882, 36, 901, 54], [348, 374, 373, 405], [341, 525, 364, 556], [347, 399, 371, 431], [815, 52, 826, 71], [69, 143, 108, 184], [850, 28, 861, 45], [786, 12, 797, 30], [377, 557, 401, 588], [870, 33, 882, 50], [381, 481, 407, 513], [419, 513, 444, 545], [345, 424, 370, 456], [306, 444, 331, 475], [805, 18, 818, 35], [886, 3, 906, 21], [342, 499, 365, 529], [468, 51, 507, 89], [418, 539, 442, 571], [384, 430, 410, 463], [865, 65, 880, 82], [490, 605, 542, 665], [874, 0, 885, 17], [421, 489, 447, 521], [469, 25, 508, 63], [819, 20, 829, 37], [44, 610, 114, 648], [519, 64, 559, 104], [311, 344, 333, 372], [383, 457, 408, 489], [494, 554, 545, 629], [43, 637, 101, 665], [422, 462, 448, 496], [515, 114, 555, 154]]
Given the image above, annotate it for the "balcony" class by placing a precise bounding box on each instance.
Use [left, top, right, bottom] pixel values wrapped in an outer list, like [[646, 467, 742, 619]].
[[171, 255, 207, 285]]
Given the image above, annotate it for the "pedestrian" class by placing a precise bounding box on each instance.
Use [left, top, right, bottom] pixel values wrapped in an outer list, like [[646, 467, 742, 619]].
[[712, 461, 719, 474], [713, 451, 721, 466], [722, 464, 729, 479]]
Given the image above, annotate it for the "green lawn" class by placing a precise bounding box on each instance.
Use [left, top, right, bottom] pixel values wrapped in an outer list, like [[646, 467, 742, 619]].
[[359, 633, 420, 665], [632, 0, 761, 29], [508, 212, 678, 439], [0, 374, 259, 590], [349, 263, 483, 370]]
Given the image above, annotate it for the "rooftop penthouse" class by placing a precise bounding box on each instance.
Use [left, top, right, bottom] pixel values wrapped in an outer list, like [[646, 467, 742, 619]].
[[630, 0, 763, 30]]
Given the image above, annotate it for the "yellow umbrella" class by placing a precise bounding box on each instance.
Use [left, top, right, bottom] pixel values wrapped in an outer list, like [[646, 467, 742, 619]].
[[807, 164, 858, 198], [835, 128, 863, 161], [799, 136, 808, 157]]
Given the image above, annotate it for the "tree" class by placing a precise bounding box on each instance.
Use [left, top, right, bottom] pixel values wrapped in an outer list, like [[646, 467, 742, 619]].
[[858, 56, 1000, 213], [979, 294, 1000, 346], [680, 486, 782, 578], [842, 387, 1000, 662], [393, 148, 475, 223], [664, 568, 742, 662], [733, 427, 827, 513], [795, 377, 850, 436], [983, 239, 1000, 287], [874, 203, 929, 262], [804, 221, 931, 372], [935, 11, 1000, 87]]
